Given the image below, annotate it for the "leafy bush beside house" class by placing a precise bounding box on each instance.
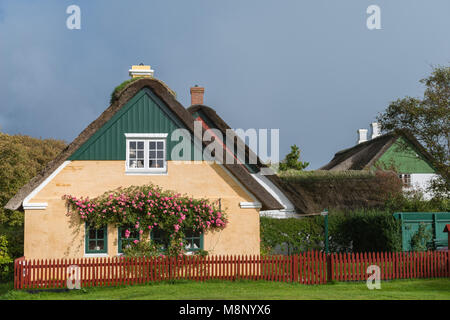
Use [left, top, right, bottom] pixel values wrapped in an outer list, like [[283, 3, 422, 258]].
[[0, 132, 66, 281], [260, 209, 402, 254], [260, 216, 323, 255], [0, 235, 12, 282]]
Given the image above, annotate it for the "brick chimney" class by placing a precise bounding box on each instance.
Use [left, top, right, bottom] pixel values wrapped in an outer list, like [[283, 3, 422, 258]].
[[190, 85, 205, 105]]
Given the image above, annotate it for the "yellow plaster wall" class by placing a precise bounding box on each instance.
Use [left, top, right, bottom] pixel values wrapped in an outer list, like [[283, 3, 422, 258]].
[[24, 161, 260, 259]]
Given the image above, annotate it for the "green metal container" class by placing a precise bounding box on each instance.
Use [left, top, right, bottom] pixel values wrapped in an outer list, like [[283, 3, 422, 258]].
[[393, 212, 450, 251]]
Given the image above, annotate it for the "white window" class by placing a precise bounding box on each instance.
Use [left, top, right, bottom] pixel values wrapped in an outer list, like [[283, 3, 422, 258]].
[[398, 174, 412, 188], [125, 133, 168, 174]]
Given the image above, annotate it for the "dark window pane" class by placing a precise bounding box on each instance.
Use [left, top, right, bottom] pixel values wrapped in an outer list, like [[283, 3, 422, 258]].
[[156, 160, 164, 168], [149, 151, 156, 158], [157, 141, 164, 149], [130, 230, 139, 238], [192, 238, 200, 249], [137, 151, 144, 158], [97, 229, 104, 239], [130, 141, 136, 149], [89, 241, 97, 250], [157, 151, 164, 158], [149, 160, 155, 168], [137, 141, 144, 149], [89, 229, 96, 239], [97, 241, 104, 250], [149, 141, 156, 149]]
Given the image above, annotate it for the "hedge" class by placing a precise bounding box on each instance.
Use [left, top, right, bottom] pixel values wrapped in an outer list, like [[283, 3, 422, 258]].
[[260, 209, 402, 254]]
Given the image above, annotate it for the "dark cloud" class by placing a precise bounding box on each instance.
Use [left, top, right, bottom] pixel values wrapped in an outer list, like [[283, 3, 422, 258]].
[[0, 0, 449, 168]]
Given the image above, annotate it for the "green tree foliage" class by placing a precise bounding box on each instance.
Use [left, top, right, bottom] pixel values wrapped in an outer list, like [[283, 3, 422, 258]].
[[0, 235, 12, 281], [0, 132, 66, 280], [376, 65, 450, 196], [279, 145, 309, 172]]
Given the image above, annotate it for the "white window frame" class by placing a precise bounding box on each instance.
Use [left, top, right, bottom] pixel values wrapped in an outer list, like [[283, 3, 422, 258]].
[[125, 133, 168, 175], [398, 173, 412, 188]]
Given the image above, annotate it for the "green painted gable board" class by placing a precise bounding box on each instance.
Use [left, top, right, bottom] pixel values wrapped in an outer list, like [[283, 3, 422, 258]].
[[69, 88, 194, 161], [375, 137, 436, 174]]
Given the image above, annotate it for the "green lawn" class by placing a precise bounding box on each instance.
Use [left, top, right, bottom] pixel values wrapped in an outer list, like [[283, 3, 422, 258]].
[[1, 279, 449, 300]]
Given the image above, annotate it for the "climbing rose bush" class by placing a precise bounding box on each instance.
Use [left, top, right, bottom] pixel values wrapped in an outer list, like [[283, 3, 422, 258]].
[[63, 184, 227, 256]]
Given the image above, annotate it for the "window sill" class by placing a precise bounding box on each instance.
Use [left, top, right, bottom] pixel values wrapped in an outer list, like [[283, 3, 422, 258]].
[[84, 253, 109, 257], [125, 168, 167, 176], [125, 170, 168, 176]]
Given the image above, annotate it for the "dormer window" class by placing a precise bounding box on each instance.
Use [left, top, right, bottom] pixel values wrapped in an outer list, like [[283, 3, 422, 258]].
[[125, 133, 167, 174]]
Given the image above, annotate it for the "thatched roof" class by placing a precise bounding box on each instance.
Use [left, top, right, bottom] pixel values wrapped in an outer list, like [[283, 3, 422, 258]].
[[187, 105, 303, 212], [188, 105, 268, 170], [5, 78, 283, 211], [276, 170, 403, 213], [319, 130, 438, 172]]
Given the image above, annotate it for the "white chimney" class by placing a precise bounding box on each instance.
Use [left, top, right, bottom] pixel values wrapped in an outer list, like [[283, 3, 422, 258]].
[[371, 122, 380, 139], [129, 64, 154, 78], [357, 129, 368, 144]]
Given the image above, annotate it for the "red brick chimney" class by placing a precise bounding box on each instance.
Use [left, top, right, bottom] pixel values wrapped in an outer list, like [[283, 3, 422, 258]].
[[190, 85, 204, 105]]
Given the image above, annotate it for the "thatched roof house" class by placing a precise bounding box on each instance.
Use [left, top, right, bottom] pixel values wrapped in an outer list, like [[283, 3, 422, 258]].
[[320, 129, 440, 200]]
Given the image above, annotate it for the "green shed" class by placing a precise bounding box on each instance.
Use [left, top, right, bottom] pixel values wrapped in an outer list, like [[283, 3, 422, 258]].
[[393, 212, 450, 251]]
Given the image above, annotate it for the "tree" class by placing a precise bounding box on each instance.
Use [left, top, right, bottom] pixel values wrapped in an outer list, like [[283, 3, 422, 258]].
[[377, 65, 450, 197], [0, 132, 66, 281], [279, 144, 309, 171]]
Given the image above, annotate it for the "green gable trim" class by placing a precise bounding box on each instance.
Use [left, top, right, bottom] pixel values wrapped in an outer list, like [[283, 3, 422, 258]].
[[374, 137, 436, 174], [69, 88, 194, 161]]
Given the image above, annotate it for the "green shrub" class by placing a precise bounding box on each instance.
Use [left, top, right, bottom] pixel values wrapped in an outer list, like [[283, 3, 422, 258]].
[[260, 216, 323, 255], [260, 209, 402, 254], [385, 191, 450, 212], [410, 223, 434, 252], [329, 209, 402, 252], [0, 235, 13, 282]]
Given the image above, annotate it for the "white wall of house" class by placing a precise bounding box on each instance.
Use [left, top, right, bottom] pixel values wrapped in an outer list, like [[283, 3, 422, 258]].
[[407, 173, 438, 200]]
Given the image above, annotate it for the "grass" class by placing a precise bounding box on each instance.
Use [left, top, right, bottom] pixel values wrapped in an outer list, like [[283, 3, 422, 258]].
[[1, 279, 449, 300]]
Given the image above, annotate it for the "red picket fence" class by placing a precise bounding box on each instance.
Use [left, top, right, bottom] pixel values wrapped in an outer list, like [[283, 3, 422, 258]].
[[13, 250, 449, 290], [329, 251, 450, 281]]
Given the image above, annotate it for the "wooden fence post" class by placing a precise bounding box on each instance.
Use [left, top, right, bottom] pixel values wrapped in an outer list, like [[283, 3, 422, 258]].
[[327, 253, 332, 283], [292, 254, 298, 283]]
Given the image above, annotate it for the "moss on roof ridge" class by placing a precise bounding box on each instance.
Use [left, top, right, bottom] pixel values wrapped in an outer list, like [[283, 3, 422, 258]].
[[278, 169, 376, 183], [110, 77, 177, 105]]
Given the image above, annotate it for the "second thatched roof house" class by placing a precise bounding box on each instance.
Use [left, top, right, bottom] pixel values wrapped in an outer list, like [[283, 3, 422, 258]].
[[320, 124, 440, 199]]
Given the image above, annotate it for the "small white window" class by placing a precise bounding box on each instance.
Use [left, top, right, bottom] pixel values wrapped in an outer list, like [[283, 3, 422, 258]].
[[398, 174, 412, 188], [125, 133, 167, 174]]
